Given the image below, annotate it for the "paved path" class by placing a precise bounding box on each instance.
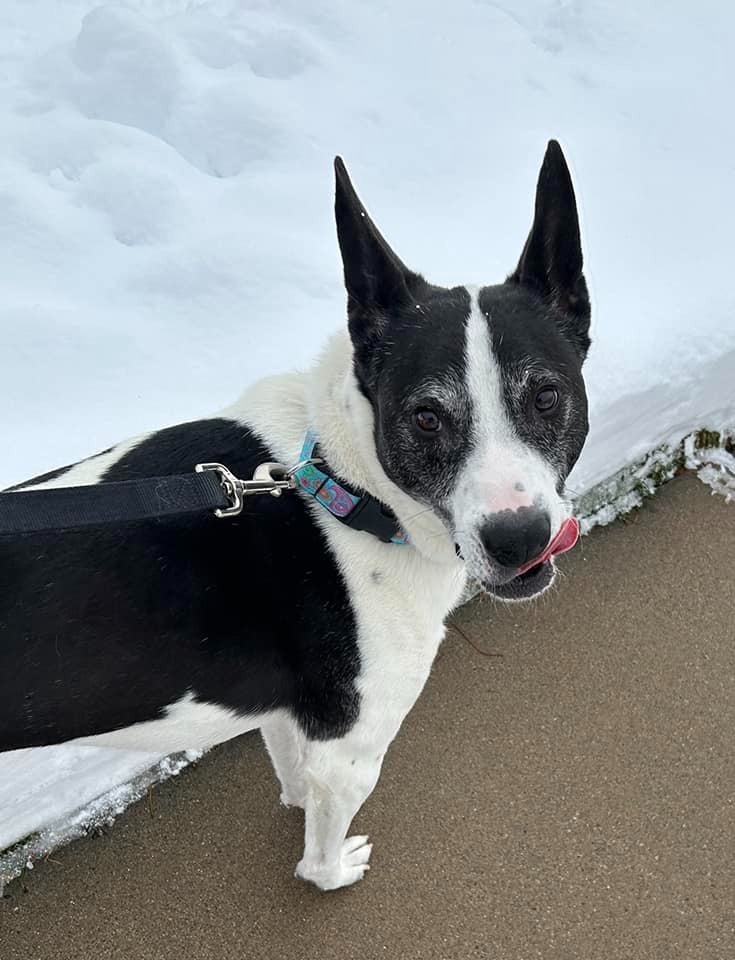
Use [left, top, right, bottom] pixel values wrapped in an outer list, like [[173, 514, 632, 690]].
[[1, 475, 733, 960]]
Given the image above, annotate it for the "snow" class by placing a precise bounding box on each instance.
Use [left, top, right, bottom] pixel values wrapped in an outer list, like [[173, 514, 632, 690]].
[[1, 0, 734, 868], [0, 751, 197, 887], [0, 745, 159, 856], [685, 436, 735, 503]]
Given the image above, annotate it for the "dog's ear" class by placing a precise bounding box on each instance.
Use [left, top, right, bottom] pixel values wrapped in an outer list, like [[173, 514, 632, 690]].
[[334, 157, 421, 346], [508, 140, 590, 357]]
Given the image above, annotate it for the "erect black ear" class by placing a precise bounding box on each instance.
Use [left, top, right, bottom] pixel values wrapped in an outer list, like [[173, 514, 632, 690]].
[[508, 140, 590, 356], [334, 157, 422, 342]]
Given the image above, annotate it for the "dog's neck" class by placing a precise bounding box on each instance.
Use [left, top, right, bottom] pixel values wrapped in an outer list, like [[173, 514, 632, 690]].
[[308, 332, 458, 565]]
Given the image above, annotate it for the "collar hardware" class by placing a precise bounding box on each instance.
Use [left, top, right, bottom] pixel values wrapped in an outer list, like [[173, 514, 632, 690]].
[[290, 430, 408, 544]]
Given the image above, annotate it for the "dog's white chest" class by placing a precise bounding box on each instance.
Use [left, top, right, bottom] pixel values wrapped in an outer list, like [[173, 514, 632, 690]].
[[323, 516, 467, 725]]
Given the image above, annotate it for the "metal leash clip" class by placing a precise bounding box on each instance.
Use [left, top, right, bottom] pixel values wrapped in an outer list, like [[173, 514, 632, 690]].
[[195, 462, 296, 518]]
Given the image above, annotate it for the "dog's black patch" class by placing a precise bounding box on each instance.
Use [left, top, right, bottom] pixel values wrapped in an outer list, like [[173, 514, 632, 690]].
[[0, 420, 360, 750], [479, 283, 589, 480], [481, 142, 591, 482], [366, 285, 474, 515], [334, 159, 475, 517]]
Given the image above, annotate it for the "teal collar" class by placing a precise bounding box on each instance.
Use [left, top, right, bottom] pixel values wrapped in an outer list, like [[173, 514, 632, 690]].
[[291, 430, 408, 544]]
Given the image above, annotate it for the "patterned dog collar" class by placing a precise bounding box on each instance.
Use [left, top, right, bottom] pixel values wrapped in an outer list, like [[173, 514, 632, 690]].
[[291, 429, 408, 545]]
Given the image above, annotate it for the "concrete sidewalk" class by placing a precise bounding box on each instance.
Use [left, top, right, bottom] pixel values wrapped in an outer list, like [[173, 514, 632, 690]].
[[1, 475, 733, 960]]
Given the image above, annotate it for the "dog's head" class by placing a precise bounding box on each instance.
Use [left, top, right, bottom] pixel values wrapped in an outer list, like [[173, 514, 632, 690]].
[[334, 142, 590, 600]]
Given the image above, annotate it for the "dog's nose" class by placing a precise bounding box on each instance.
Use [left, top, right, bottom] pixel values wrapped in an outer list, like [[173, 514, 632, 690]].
[[479, 509, 551, 569]]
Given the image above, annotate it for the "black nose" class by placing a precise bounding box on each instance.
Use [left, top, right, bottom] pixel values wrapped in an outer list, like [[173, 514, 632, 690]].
[[479, 509, 551, 569]]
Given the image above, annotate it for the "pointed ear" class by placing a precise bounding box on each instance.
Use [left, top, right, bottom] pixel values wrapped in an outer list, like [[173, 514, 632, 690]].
[[508, 140, 590, 356], [334, 157, 421, 343]]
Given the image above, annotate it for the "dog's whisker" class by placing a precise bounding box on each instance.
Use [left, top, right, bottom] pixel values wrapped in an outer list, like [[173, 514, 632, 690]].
[[399, 506, 440, 527]]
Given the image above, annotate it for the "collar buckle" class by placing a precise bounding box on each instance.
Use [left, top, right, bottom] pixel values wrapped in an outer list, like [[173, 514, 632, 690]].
[[289, 430, 409, 545]]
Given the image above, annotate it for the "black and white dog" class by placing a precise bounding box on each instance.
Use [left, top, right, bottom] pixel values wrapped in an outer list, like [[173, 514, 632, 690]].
[[0, 141, 590, 890]]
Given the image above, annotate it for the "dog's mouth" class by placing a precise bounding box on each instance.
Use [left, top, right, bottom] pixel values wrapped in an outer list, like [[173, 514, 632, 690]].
[[483, 558, 555, 600], [477, 517, 580, 601]]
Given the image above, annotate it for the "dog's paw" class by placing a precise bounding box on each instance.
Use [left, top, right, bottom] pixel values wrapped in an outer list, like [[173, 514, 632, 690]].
[[295, 835, 373, 891]]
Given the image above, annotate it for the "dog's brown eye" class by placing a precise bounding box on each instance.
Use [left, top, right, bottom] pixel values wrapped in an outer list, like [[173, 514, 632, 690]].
[[415, 409, 441, 432], [535, 387, 559, 414]]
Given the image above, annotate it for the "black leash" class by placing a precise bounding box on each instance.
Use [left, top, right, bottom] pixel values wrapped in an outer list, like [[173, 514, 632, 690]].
[[0, 471, 232, 535], [0, 454, 408, 544]]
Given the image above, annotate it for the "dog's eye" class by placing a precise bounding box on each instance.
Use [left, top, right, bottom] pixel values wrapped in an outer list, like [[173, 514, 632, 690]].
[[534, 387, 559, 415], [415, 409, 442, 432]]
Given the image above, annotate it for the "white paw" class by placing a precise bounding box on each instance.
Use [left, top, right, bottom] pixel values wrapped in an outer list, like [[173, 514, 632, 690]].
[[295, 835, 373, 891]]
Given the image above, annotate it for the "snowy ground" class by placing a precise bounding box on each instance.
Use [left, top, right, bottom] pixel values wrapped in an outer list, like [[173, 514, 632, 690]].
[[2, 0, 735, 866]]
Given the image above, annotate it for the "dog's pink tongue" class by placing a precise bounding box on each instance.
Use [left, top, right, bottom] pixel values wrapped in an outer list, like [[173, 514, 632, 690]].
[[517, 517, 580, 575]]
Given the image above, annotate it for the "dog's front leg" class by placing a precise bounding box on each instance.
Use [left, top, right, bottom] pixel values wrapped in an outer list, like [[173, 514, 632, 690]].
[[295, 732, 384, 891], [293, 619, 445, 890]]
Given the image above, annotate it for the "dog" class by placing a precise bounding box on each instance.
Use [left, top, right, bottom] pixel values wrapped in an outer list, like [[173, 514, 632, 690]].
[[0, 140, 590, 891]]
